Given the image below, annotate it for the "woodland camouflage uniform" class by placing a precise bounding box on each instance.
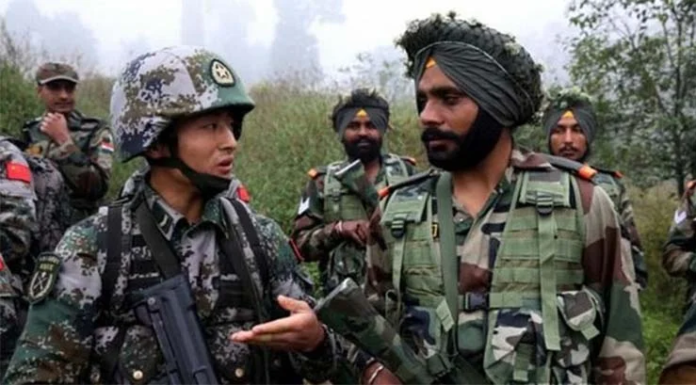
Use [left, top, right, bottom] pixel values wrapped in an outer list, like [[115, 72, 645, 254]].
[[356, 14, 645, 384]]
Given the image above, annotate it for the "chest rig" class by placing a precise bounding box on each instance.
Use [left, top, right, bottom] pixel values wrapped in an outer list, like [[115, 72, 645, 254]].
[[322, 154, 411, 223], [381, 166, 600, 384], [93, 194, 275, 384]]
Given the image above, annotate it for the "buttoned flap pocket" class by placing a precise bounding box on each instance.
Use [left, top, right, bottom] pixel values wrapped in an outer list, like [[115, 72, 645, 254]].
[[117, 325, 162, 384], [207, 324, 254, 383], [551, 289, 603, 384]]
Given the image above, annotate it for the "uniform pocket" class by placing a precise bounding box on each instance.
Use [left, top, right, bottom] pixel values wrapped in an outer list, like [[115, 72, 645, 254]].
[[117, 325, 162, 384], [551, 288, 603, 384]]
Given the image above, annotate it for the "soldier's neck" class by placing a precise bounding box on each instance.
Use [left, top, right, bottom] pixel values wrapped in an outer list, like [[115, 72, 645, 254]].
[[149, 170, 203, 223], [451, 130, 512, 217], [363, 158, 381, 183]]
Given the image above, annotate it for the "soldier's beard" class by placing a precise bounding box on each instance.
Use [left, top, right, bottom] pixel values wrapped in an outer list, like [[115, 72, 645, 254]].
[[343, 137, 382, 164], [421, 110, 503, 171]]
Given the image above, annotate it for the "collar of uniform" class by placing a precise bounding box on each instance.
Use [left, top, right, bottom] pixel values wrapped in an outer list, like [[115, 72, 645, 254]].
[[142, 184, 228, 240], [342, 153, 390, 184], [66, 110, 84, 130]]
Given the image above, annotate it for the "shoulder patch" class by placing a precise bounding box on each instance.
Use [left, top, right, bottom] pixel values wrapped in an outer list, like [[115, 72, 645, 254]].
[[5, 161, 31, 184], [236, 184, 251, 203], [27, 253, 61, 303]]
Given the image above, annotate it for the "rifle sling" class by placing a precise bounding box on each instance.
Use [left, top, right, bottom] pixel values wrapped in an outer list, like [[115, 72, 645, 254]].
[[219, 198, 271, 385], [435, 173, 490, 385]]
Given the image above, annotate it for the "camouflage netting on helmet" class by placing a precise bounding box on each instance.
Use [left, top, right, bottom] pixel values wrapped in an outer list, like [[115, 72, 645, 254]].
[[396, 12, 543, 127], [541, 87, 598, 144], [330, 88, 390, 136], [110, 46, 255, 162]]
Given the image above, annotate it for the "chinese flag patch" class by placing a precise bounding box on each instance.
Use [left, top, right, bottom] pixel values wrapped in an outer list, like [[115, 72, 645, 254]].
[[6, 162, 31, 183], [236, 185, 251, 203]]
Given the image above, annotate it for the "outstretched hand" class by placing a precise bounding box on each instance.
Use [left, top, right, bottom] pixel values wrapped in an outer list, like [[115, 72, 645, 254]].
[[230, 295, 325, 352]]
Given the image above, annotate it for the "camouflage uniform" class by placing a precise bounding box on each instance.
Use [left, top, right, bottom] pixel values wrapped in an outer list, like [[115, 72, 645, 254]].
[[4, 46, 340, 384], [0, 138, 36, 376], [23, 63, 113, 225], [292, 154, 416, 293], [541, 88, 647, 289], [660, 293, 696, 383], [362, 149, 645, 384], [348, 15, 645, 385], [663, 181, 696, 278], [592, 168, 647, 288]]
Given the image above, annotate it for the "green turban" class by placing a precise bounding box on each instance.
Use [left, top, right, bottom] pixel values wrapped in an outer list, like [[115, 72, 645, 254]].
[[541, 88, 598, 145], [397, 13, 544, 128]]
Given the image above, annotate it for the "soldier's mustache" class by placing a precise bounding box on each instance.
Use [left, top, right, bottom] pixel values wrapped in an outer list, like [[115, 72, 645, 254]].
[[421, 127, 462, 143]]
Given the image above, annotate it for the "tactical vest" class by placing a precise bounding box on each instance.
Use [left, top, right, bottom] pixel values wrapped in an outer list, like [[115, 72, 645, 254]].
[[381, 167, 604, 384], [322, 154, 411, 223], [319, 154, 411, 293], [88, 195, 292, 385]]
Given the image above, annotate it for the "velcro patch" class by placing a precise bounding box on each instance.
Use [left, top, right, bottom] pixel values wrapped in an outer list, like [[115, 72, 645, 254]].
[[27, 253, 61, 303], [6, 161, 31, 183]]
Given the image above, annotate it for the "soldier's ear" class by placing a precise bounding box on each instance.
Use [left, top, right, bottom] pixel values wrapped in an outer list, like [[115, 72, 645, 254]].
[[144, 142, 171, 160]]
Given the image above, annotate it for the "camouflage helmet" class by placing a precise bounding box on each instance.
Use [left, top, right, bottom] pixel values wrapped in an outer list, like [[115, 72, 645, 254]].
[[110, 46, 255, 161]]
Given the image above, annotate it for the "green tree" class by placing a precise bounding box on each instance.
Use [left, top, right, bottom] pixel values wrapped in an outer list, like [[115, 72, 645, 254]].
[[566, 0, 696, 194]]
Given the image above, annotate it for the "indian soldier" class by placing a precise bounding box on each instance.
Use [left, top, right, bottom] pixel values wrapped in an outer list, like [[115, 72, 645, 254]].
[[660, 295, 696, 383], [356, 13, 645, 385], [662, 181, 696, 282], [4, 46, 341, 384], [0, 137, 36, 376], [21, 62, 113, 225], [292, 88, 417, 295], [542, 88, 648, 289]]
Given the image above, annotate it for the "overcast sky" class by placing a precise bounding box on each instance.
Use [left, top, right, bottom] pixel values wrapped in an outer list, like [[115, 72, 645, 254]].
[[0, 0, 573, 82]]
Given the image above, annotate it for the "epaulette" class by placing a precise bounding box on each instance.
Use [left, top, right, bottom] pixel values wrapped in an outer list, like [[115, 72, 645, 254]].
[[543, 154, 597, 181], [401, 156, 417, 166], [378, 168, 438, 199], [307, 166, 326, 179]]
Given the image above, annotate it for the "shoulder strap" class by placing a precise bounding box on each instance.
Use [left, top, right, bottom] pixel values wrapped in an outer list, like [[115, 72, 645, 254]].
[[219, 198, 271, 385], [227, 199, 270, 288], [102, 204, 124, 306], [99, 203, 128, 383], [435, 172, 458, 338], [135, 202, 181, 279]]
